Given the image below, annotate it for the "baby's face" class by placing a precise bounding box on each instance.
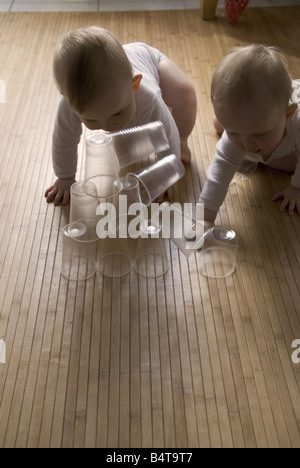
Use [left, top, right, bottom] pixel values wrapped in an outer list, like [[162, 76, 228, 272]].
[[78, 77, 136, 132], [214, 92, 290, 159]]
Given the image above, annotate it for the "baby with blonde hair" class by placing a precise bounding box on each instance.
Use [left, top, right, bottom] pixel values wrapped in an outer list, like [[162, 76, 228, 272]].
[[45, 26, 197, 205], [200, 44, 300, 223]]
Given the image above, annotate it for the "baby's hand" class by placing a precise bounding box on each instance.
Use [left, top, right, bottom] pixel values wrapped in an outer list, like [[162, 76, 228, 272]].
[[272, 184, 300, 215], [45, 176, 76, 206]]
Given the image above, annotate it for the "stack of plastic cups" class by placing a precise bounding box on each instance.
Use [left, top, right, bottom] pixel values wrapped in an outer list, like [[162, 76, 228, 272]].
[[61, 180, 100, 281], [126, 154, 186, 279], [61, 176, 121, 281], [62, 122, 185, 281], [80, 174, 130, 279], [96, 174, 147, 278], [127, 155, 185, 278]]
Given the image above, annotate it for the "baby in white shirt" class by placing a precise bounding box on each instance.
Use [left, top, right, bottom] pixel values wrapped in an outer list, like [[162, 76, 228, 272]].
[[45, 26, 197, 205], [200, 44, 300, 225]]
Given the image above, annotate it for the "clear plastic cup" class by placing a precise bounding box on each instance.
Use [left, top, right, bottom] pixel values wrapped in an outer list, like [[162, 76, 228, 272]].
[[68, 218, 99, 242], [83, 174, 121, 203], [85, 131, 119, 180], [83, 175, 122, 243], [134, 224, 169, 278], [115, 174, 143, 205], [128, 154, 185, 206], [198, 227, 239, 278], [69, 181, 99, 230], [156, 201, 206, 257], [96, 227, 133, 278], [115, 174, 148, 239], [111, 121, 170, 169], [61, 224, 98, 281], [232, 158, 258, 183]]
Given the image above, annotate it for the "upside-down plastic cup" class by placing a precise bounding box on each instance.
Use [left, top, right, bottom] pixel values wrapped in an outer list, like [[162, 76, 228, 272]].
[[198, 227, 239, 278], [114, 174, 148, 239], [156, 201, 206, 257], [96, 237, 133, 278], [134, 224, 169, 278], [83, 175, 122, 243], [111, 121, 170, 169], [85, 131, 119, 180], [68, 217, 99, 242], [115, 174, 143, 205], [96, 222, 133, 278], [128, 154, 185, 206], [83, 174, 121, 203], [69, 181, 99, 231], [61, 224, 98, 281]]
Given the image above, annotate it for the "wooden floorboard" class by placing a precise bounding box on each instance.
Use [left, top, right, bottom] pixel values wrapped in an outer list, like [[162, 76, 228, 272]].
[[0, 7, 299, 448]]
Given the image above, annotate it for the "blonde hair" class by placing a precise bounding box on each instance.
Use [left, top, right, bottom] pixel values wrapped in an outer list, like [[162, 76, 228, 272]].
[[211, 44, 292, 108], [53, 26, 133, 112]]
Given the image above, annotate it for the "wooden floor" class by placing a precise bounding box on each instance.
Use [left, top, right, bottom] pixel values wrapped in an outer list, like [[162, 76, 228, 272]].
[[0, 7, 300, 448]]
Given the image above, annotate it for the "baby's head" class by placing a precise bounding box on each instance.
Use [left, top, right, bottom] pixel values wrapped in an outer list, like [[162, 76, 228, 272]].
[[53, 26, 141, 131], [211, 45, 297, 156], [211, 44, 292, 109]]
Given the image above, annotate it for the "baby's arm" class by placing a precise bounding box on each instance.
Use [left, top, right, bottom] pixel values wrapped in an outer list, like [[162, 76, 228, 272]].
[[45, 97, 82, 205], [199, 134, 244, 223]]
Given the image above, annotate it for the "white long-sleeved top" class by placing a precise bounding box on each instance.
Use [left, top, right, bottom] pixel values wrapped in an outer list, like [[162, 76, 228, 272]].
[[199, 104, 300, 214], [52, 42, 181, 179]]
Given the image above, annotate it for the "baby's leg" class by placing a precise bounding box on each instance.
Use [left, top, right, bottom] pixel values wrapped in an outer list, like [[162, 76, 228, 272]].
[[158, 58, 197, 162], [266, 152, 297, 172]]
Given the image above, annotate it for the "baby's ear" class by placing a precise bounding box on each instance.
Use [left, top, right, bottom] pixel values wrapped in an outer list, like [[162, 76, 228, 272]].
[[286, 102, 297, 121], [132, 74, 142, 92]]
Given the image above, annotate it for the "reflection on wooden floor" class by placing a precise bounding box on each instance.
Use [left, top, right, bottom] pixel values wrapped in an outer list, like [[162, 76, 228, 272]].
[[0, 7, 299, 447]]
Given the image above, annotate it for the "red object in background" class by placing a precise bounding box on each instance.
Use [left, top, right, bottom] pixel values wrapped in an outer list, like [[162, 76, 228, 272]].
[[225, 0, 250, 24]]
